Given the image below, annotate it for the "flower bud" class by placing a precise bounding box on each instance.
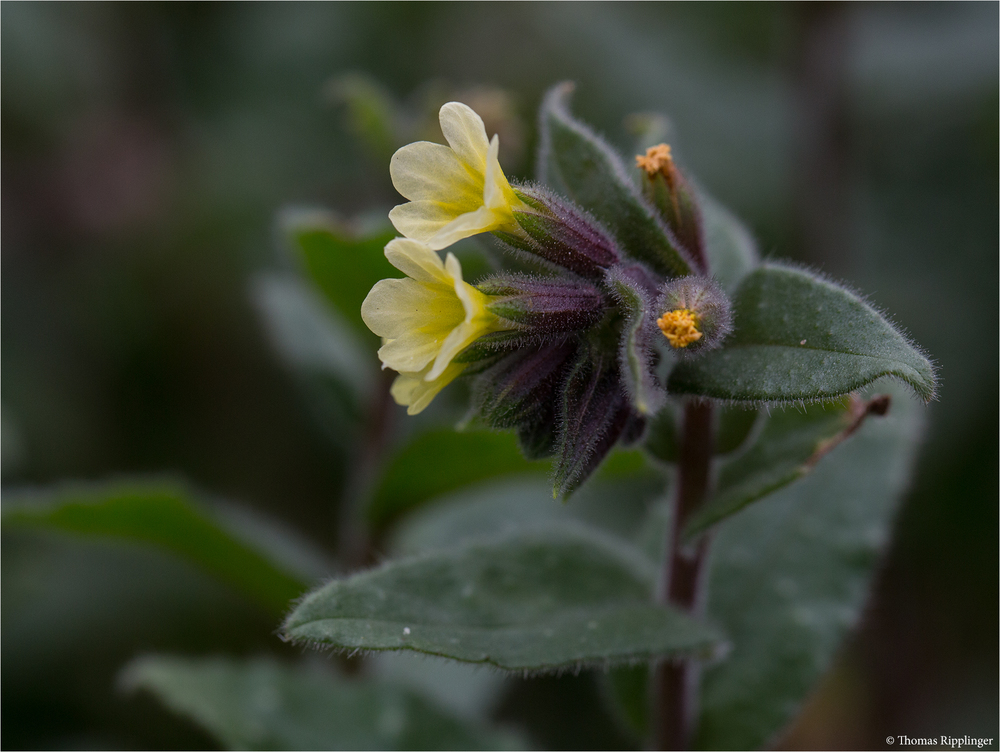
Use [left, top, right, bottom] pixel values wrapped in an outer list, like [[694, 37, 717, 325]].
[[471, 341, 578, 458], [479, 273, 605, 333], [636, 144, 707, 272], [655, 275, 733, 355], [493, 184, 620, 280], [552, 348, 631, 498]]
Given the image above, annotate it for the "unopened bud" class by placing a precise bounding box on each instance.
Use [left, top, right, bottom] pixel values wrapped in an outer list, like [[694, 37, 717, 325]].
[[472, 341, 577, 454], [495, 184, 620, 280], [636, 144, 706, 272], [655, 276, 733, 355], [480, 274, 605, 333]]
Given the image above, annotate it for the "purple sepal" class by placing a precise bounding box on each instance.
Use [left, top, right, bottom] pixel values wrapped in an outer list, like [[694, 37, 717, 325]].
[[552, 348, 632, 498], [471, 340, 577, 437], [481, 273, 605, 333], [504, 183, 621, 280]]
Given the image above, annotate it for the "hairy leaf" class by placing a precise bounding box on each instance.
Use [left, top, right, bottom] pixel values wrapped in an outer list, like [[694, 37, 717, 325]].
[[684, 399, 869, 538], [537, 83, 694, 278], [668, 263, 936, 404], [2, 481, 328, 613], [696, 382, 924, 749], [121, 655, 515, 751], [284, 527, 719, 672]]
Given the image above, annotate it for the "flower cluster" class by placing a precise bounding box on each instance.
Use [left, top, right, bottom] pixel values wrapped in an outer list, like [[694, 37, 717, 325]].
[[362, 99, 732, 495]]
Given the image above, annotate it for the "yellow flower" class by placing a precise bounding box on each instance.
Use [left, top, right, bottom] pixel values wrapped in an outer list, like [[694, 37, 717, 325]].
[[387, 361, 467, 417], [361, 238, 507, 414], [388, 102, 525, 250]]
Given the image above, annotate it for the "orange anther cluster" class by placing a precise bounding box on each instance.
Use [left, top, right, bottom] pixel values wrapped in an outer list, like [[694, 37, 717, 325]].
[[656, 308, 703, 349], [635, 143, 674, 177]]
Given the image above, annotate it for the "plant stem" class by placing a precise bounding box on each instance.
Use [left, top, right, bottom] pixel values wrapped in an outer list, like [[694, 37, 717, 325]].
[[654, 400, 715, 750]]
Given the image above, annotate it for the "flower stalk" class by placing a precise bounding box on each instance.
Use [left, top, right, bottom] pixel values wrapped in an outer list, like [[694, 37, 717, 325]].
[[655, 400, 715, 751]]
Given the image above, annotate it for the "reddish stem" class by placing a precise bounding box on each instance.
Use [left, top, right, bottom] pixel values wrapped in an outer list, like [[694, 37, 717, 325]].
[[654, 400, 715, 750]]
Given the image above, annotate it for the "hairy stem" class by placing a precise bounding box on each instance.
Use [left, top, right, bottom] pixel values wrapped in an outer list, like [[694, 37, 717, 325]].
[[654, 400, 715, 750]]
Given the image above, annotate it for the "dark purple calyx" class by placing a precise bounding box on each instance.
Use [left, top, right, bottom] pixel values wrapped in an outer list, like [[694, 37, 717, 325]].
[[493, 184, 620, 280], [472, 341, 578, 460], [481, 273, 605, 333]]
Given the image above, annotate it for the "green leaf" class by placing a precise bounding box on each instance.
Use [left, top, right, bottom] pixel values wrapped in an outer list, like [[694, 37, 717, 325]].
[[279, 209, 398, 340], [283, 527, 719, 672], [365, 429, 547, 532], [696, 382, 925, 749], [2, 480, 329, 613], [537, 83, 694, 278], [121, 655, 516, 751], [252, 274, 373, 449], [699, 193, 759, 293], [668, 263, 937, 404], [684, 399, 863, 538]]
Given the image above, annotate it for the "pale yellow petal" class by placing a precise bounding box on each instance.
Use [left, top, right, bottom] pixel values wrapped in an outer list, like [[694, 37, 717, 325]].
[[483, 134, 508, 211], [389, 371, 427, 414], [383, 238, 449, 285], [389, 141, 482, 207], [388, 201, 455, 244], [427, 320, 481, 381], [425, 205, 502, 250], [439, 102, 490, 173], [391, 362, 467, 415], [361, 278, 462, 340], [445, 252, 485, 323], [426, 253, 499, 380], [377, 334, 442, 374]]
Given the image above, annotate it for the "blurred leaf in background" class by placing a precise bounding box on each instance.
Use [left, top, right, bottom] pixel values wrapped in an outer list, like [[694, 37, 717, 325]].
[[121, 655, 522, 751]]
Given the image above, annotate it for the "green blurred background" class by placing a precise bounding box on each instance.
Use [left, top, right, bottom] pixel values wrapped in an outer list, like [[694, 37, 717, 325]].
[[3, 2, 996, 749]]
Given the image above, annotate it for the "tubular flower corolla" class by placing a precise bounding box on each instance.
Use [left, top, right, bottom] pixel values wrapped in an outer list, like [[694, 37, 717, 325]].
[[361, 238, 508, 414], [388, 102, 525, 250]]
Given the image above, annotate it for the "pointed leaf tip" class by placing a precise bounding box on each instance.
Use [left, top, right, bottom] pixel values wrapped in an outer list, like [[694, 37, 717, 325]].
[[668, 263, 937, 404]]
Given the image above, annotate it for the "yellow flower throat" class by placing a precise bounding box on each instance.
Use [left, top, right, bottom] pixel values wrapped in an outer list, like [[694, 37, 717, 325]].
[[657, 308, 702, 348]]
